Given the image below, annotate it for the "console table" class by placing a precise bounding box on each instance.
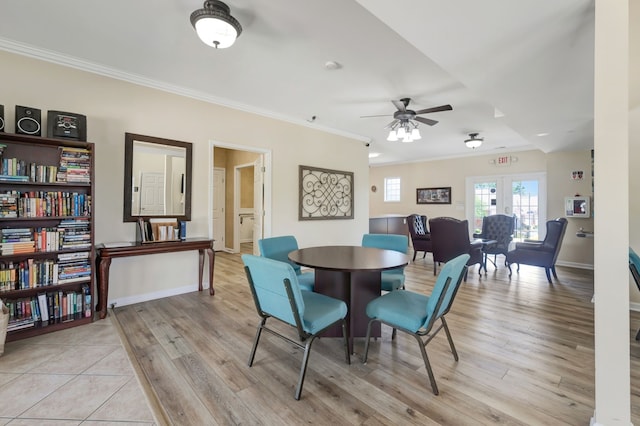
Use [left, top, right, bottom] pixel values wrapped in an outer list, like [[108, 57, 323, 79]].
[[95, 238, 215, 319]]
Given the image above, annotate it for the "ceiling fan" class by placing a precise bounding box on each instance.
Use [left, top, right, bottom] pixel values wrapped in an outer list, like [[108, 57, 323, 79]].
[[361, 98, 453, 142], [361, 98, 453, 127]]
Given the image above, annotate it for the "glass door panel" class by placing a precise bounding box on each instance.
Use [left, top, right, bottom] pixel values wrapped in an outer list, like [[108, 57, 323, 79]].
[[467, 173, 546, 242]]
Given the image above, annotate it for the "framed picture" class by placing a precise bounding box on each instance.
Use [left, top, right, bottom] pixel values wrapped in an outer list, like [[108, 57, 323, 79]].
[[417, 187, 451, 204], [299, 165, 353, 220]]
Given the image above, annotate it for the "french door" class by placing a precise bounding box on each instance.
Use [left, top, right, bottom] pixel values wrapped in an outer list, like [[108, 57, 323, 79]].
[[466, 173, 546, 242]]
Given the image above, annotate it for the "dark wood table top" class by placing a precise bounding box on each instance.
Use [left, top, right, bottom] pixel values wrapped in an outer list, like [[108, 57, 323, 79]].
[[288, 245, 408, 272]]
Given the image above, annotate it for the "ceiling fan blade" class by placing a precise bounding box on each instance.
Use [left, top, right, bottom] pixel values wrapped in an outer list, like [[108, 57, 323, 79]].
[[414, 116, 438, 126], [360, 114, 392, 118], [384, 119, 399, 129], [392, 99, 406, 112], [415, 104, 453, 115]]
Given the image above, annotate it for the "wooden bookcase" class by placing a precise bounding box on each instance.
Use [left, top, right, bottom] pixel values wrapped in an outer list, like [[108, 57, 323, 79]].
[[0, 132, 95, 342]]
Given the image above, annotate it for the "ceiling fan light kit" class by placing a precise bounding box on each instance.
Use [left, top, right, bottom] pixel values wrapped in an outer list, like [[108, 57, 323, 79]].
[[190, 0, 242, 49], [366, 98, 452, 143], [464, 132, 483, 149]]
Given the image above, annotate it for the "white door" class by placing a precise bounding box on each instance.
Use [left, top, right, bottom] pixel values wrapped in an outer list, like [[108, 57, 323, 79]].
[[139, 172, 165, 215], [212, 168, 225, 251], [467, 173, 546, 242], [253, 155, 264, 255]]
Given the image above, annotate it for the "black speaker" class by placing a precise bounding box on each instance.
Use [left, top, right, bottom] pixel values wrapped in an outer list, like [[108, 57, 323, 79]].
[[15, 105, 41, 136], [0, 105, 4, 132]]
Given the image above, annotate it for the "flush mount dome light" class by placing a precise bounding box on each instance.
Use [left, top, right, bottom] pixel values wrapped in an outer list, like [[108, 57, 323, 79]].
[[464, 132, 483, 149], [190, 0, 242, 49]]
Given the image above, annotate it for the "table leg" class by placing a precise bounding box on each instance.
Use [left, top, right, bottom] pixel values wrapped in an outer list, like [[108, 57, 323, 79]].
[[96, 257, 111, 320], [207, 248, 215, 295], [198, 249, 204, 292], [314, 269, 381, 354]]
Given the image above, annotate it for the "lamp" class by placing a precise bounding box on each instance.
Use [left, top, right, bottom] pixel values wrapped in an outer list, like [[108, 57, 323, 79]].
[[464, 132, 483, 149], [387, 120, 421, 143], [190, 1, 242, 49]]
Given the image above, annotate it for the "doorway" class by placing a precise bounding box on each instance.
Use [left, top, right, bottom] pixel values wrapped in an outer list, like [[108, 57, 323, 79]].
[[210, 141, 271, 254], [466, 172, 547, 242]]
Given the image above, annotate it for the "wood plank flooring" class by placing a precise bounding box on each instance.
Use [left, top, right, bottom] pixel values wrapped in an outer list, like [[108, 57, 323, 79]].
[[112, 247, 640, 425]]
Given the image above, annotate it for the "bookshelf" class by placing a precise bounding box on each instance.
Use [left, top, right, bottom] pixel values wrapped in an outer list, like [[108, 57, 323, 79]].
[[0, 133, 95, 342]]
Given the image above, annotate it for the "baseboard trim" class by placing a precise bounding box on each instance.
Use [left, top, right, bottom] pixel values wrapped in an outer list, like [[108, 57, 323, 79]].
[[108, 283, 201, 309], [556, 260, 594, 270]]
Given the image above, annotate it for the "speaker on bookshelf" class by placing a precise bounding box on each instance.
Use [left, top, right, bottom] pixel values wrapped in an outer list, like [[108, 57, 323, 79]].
[[0, 105, 4, 132], [15, 105, 41, 136]]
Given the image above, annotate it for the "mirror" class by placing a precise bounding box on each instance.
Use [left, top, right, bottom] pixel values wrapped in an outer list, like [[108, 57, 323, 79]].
[[124, 133, 192, 222]]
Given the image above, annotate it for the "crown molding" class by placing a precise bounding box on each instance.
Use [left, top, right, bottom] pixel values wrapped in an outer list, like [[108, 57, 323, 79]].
[[0, 37, 368, 143]]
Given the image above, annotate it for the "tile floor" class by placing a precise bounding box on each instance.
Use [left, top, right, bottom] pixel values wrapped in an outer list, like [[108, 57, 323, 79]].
[[0, 317, 159, 425]]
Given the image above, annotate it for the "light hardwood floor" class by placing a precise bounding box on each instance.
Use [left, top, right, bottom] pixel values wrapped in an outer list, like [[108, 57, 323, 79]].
[[112, 247, 640, 425]]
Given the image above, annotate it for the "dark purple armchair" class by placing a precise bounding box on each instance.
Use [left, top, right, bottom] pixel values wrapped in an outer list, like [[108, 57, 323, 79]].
[[506, 218, 568, 283], [429, 217, 483, 280], [406, 214, 432, 261]]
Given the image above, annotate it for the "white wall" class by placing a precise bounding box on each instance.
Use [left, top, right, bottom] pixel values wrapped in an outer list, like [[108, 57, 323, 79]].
[[0, 50, 370, 305]]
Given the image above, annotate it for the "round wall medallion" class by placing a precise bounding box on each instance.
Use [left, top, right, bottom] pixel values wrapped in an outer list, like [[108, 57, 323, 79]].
[[371, 185, 377, 193]]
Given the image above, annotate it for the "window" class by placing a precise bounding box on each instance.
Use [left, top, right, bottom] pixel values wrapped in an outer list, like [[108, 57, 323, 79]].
[[384, 177, 401, 202]]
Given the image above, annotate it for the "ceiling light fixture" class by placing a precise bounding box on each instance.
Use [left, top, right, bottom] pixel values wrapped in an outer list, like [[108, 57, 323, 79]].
[[464, 132, 483, 149], [190, 0, 242, 49], [387, 120, 421, 143]]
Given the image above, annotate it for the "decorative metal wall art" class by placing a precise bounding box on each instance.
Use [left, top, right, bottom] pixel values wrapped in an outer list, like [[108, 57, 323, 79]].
[[299, 165, 353, 220]]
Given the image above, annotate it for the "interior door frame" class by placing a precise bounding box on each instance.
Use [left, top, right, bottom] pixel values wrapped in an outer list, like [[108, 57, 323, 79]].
[[209, 140, 272, 252]]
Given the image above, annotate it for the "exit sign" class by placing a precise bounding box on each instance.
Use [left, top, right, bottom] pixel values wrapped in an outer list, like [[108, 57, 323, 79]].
[[496, 155, 511, 166]]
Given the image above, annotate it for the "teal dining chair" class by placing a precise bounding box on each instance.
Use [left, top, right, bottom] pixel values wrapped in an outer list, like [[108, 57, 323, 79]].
[[362, 253, 470, 395], [361, 233, 409, 292], [630, 247, 640, 340], [242, 254, 350, 400], [258, 235, 315, 291]]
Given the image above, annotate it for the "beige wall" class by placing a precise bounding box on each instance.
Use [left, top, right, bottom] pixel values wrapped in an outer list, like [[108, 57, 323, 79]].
[[631, 0, 640, 305], [369, 149, 594, 267], [0, 50, 370, 305]]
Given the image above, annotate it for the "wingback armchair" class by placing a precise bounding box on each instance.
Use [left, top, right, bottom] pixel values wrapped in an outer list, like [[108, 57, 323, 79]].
[[472, 214, 516, 268], [406, 214, 432, 261], [506, 218, 568, 283], [428, 216, 483, 280]]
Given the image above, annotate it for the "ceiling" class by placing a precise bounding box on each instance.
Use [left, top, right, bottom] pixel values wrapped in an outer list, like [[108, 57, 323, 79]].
[[0, 0, 595, 165]]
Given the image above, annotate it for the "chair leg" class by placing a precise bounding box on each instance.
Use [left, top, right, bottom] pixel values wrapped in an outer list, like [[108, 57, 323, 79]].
[[413, 334, 439, 395], [422, 252, 427, 259], [551, 266, 559, 279], [413, 251, 417, 261], [391, 327, 397, 340], [545, 268, 552, 283], [507, 263, 512, 277], [362, 319, 376, 364], [248, 318, 266, 367], [636, 328, 640, 341], [341, 319, 351, 365], [294, 335, 318, 400], [440, 317, 458, 361]]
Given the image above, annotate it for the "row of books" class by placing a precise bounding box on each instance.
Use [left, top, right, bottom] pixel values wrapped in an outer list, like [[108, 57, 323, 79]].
[[58, 147, 91, 184], [0, 158, 59, 183], [0, 251, 91, 292], [0, 220, 91, 255], [6, 284, 92, 331], [0, 191, 91, 218]]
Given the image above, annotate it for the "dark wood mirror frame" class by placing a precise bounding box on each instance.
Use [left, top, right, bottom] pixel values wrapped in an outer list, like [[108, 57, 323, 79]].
[[123, 133, 192, 222]]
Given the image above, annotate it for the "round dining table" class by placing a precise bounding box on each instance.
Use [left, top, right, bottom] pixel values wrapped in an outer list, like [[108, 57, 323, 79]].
[[288, 245, 409, 353]]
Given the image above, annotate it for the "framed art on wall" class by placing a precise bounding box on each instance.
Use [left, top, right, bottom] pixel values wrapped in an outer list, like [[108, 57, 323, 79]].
[[299, 165, 353, 220], [417, 187, 451, 204]]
